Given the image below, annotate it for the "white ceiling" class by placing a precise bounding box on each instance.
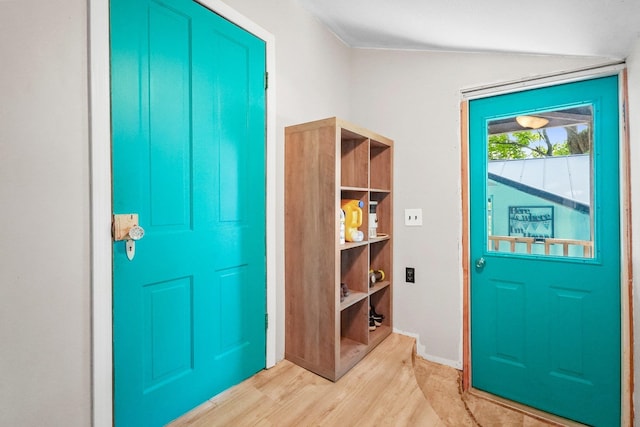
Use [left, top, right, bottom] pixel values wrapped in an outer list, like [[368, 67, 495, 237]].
[[298, 0, 640, 59]]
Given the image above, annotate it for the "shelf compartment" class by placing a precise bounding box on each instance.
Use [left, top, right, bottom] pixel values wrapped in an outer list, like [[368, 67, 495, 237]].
[[370, 141, 392, 191], [341, 245, 368, 294], [338, 336, 368, 378], [341, 302, 367, 340], [341, 131, 368, 189], [370, 191, 391, 239], [340, 300, 368, 373], [370, 285, 392, 334], [369, 239, 391, 278], [341, 190, 368, 242]]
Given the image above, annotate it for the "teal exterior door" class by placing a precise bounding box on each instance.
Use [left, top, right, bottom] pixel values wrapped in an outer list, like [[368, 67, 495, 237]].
[[469, 76, 620, 426], [110, 0, 267, 425]]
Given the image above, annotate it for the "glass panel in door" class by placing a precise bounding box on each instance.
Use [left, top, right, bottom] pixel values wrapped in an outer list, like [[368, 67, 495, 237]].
[[486, 106, 594, 258]]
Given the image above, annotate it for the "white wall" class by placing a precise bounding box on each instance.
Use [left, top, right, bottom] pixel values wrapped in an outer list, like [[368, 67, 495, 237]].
[[0, 0, 91, 426], [222, 0, 352, 358], [625, 35, 640, 425], [349, 49, 614, 366]]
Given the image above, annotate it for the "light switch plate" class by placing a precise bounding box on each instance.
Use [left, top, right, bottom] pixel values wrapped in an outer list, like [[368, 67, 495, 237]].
[[404, 208, 423, 226], [406, 267, 415, 283]]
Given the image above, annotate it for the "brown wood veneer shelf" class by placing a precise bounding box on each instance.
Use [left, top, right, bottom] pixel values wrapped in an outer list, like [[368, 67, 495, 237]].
[[340, 241, 369, 250], [285, 117, 394, 381]]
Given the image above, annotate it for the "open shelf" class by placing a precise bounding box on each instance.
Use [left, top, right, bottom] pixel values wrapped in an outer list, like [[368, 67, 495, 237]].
[[341, 186, 369, 192], [340, 241, 369, 250], [369, 235, 391, 244], [341, 291, 368, 310], [369, 280, 391, 295], [285, 117, 393, 381]]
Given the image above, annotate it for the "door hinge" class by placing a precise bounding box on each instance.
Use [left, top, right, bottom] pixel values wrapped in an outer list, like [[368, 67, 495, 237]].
[[265, 72, 269, 90], [265, 313, 269, 330]]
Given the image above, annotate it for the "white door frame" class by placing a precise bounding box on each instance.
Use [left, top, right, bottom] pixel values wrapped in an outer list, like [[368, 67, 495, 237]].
[[88, 1, 277, 425]]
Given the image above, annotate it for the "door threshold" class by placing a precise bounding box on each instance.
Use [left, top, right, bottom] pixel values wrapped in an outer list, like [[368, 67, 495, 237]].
[[467, 388, 587, 427]]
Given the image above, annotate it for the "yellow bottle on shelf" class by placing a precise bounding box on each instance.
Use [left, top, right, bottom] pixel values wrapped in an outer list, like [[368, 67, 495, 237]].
[[341, 199, 364, 242]]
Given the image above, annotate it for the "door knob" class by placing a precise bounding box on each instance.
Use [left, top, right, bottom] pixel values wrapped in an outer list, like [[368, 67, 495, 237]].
[[475, 257, 486, 269], [112, 214, 144, 261], [125, 225, 145, 261], [128, 225, 145, 241]]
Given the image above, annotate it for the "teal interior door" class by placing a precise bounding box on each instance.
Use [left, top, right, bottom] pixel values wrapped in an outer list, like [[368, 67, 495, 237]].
[[469, 76, 620, 426], [110, 0, 267, 425]]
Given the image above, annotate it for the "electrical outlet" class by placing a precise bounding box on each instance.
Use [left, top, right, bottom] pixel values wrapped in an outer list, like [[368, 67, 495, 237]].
[[406, 267, 415, 283], [404, 208, 423, 226]]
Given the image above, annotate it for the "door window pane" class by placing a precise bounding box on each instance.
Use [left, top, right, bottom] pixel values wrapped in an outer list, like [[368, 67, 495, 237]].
[[486, 106, 594, 258]]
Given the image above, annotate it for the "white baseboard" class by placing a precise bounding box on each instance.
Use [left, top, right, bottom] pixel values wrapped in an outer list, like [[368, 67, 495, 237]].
[[393, 328, 463, 370]]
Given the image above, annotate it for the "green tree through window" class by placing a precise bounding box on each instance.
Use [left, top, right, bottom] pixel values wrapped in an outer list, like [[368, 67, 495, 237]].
[[488, 126, 589, 160]]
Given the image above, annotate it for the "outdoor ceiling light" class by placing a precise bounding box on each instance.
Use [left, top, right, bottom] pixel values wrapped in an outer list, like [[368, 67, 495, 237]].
[[516, 115, 549, 129]]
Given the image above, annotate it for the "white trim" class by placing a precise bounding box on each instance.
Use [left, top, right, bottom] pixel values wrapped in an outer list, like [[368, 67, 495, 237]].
[[461, 61, 626, 100], [88, 1, 113, 426], [393, 329, 462, 370], [89, 2, 277, 425]]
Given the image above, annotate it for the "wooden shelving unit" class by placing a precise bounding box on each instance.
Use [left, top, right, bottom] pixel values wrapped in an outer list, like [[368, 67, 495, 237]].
[[284, 117, 393, 381]]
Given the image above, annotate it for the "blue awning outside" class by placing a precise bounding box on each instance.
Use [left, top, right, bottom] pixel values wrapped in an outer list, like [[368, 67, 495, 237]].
[[488, 154, 590, 213]]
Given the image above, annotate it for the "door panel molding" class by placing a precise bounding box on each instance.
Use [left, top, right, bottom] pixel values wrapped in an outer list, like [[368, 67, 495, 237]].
[[89, 1, 276, 426], [460, 70, 633, 425]]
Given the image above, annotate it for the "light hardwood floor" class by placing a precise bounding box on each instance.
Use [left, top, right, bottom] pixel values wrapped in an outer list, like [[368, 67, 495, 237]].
[[169, 334, 564, 426]]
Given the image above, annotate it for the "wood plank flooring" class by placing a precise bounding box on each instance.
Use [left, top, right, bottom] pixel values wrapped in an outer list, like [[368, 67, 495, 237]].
[[169, 333, 562, 426], [169, 334, 440, 426]]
